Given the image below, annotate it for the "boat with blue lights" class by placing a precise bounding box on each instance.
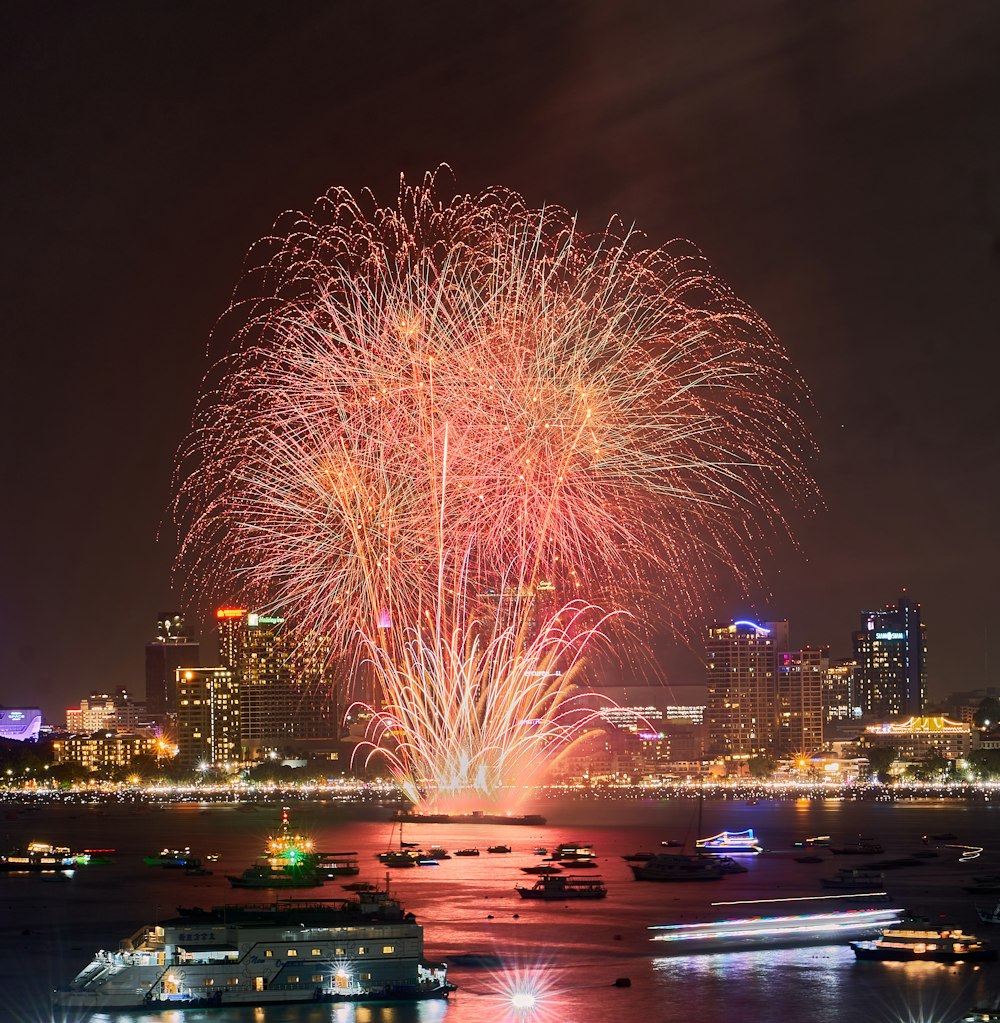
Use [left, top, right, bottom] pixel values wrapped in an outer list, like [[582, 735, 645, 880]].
[[649, 906, 904, 953], [0, 841, 76, 871], [52, 889, 455, 1010], [696, 829, 763, 854]]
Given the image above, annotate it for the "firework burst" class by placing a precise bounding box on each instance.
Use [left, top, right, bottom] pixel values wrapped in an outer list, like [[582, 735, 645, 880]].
[[175, 169, 815, 805]]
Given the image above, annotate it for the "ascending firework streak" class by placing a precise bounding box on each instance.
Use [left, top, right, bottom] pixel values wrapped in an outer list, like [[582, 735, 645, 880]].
[[175, 170, 815, 806]]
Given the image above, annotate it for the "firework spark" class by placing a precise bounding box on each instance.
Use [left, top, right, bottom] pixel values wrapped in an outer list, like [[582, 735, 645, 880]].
[[175, 169, 815, 805]]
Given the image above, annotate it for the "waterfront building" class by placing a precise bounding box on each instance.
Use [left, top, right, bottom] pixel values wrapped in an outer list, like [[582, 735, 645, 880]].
[[0, 707, 42, 741], [705, 620, 787, 763], [863, 716, 970, 764], [824, 658, 860, 722], [144, 612, 201, 717], [52, 730, 159, 774], [776, 647, 827, 756], [66, 689, 148, 733], [853, 596, 926, 717], [175, 667, 241, 771], [216, 607, 337, 759]]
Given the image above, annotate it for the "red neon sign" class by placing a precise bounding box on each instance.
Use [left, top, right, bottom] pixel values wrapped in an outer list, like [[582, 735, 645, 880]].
[[216, 608, 247, 619]]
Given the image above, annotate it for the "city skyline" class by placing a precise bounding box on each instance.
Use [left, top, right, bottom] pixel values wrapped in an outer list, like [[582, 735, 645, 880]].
[[2, 3, 998, 714]]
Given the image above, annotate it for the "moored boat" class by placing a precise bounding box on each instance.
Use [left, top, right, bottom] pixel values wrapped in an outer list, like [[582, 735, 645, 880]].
[[696, 829, 763, 854], [52, 891, 455, 1010], [977, 901, 1000, 925], [851, 922, 997, 962], [453, 848, 480, 857], [630, 854, 723, 882], [487, 845, 512, 854], [0, 841, 75, 871], [515, 875, 608, 900]]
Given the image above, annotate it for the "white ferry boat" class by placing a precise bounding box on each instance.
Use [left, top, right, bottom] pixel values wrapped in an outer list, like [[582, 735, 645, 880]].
[[52, 891, 454, 1010], [696, 829, 763, 854]]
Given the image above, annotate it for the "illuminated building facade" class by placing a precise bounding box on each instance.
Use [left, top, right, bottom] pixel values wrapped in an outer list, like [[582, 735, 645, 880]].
[[705, 620, 788, 762], [863, 716, 970, 763], [853, 596, 927, 717], [52, 731, 159, 773], [145, 612, 201, 717], [824, 658, 860, 722], [66, 690, 147, 733], [216, 608, 337, 759], [0, 708, 42, 741], [777, 647, 827, 756], [175, 667, 241, 770]]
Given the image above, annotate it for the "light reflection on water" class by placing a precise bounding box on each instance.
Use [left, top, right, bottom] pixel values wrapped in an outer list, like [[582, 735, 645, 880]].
[[7, 797, 1000, 1023]]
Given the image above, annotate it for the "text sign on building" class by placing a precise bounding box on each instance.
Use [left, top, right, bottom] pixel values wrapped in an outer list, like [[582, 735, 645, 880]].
[[875, 631, 906, 641]]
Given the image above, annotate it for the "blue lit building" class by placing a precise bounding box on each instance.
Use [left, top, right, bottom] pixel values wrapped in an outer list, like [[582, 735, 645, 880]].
[[0, 708, 42, 741], [852, 596, 927, 718]]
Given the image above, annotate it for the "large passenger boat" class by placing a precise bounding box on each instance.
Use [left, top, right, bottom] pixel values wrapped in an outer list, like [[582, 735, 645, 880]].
[[393, 810, 546, 826], [851, 922, 997, 963], [696, 829, 763, 854], [52, 891, 455, 1010], [0, 840, 75, 871], [227, 808, 323, 888]]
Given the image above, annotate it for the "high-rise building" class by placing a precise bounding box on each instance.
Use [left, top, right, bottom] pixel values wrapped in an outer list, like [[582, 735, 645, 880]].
[[216, 607, 337, 759], [66, 689, 147, 733], [824, 658, 860, 722], [705, 620, 788, 762], [175, 667, 241, 771], [145, 612, 201, 717], [776, 647, 828, 756], [853, 596, 927, 718]]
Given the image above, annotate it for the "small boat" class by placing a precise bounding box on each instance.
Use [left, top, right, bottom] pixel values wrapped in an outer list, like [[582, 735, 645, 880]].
[[532, 847, 548, 856], [553, 842, 595, 861], [427, 846, 451, 860], [793, 835, 831, 848], [696, 830, 763, 854], [342, 881, 377, 892], [821, 869, 885, 890], [959, 1010, 1000, 1022], [185, 866, 212, 877], [712, 856, 749, 875], [851, 921, 997, 962], [204, 853, 220, 862], [631, 854, 723, 882], [521, 864, 562, 875], [454, 848, 480, 857], [143, 848, 198, 869], [416, 857, 439, 867], [830, 838, 883, 855], [976, 901, 1000, 925], [487, 845, 512, 854], [661, 840, 683, 848], [515, 875, 608, 900], [559, 859, 598, 869], [379, 851, 417, 868]]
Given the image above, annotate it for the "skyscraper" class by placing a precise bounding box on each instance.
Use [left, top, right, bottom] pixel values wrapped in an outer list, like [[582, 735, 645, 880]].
[[175, 667, 241, 771], [853, 596, 927, 717], [144, 612, 201, 717], [776, 646, 828, 756], [705, 620, 788, 763], [824, 658, 860, 722], [216, 607, 337, 759]]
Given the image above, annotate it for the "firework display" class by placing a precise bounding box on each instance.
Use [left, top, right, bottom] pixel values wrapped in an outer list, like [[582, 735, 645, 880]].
[[176, 171, 814, 806]]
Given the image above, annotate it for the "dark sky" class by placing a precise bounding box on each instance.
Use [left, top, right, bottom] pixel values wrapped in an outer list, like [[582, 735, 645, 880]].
[[2, 1, 998, 720]]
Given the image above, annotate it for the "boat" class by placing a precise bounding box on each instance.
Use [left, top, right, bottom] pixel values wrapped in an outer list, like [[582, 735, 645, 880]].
[[317, 853, 361, 878], [649, 906, 904, 953], [696, 829, 763, 854], [521, 865, 562, 875], [630, 854, 723, 882], [144, 847, 199, 869], [712, 856, 749, 875], [976, 901, 1000, 925], [515, 875, 608, 900], [821, 869, 885, 890], [559, 859, 598, 869], [487, 845, 512, 854], [623, 852, 655, 862], [552, 842, 595, 861], [829, 838, 884, 855], [342, 882, 377, 892], [427, 847, 451, 860], [416, 857, 439, 867], [960, 1011, 1000, 1022], [227, 808, 324, 888], [377, 851, 417, 869], [851, 921, 998, 962], [793, 835, 831, 848], [0, 841, 75, 871], [660, 840, 683, 848], [52, 890, 456, 1010], [453, 848, 480, 857], [393, 810, 546, 826], [532, 847, 548, 856]]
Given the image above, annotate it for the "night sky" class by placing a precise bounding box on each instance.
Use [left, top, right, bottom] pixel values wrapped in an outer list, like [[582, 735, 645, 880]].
[[2, 1, 998, 720]]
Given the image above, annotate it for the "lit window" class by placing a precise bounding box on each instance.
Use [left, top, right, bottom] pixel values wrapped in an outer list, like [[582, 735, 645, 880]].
[[312, 974, 323, 983], [360, 972, 371, 981], [382, 945, 395, 954], [335, 947, 345, 955], [358, 946, 367, 954], [288, 975, 299, 983], [228, 978, 239, 985], [311, 949, 321, 956], [265, 950, 273, 958], [287, 949, 297, 956]]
